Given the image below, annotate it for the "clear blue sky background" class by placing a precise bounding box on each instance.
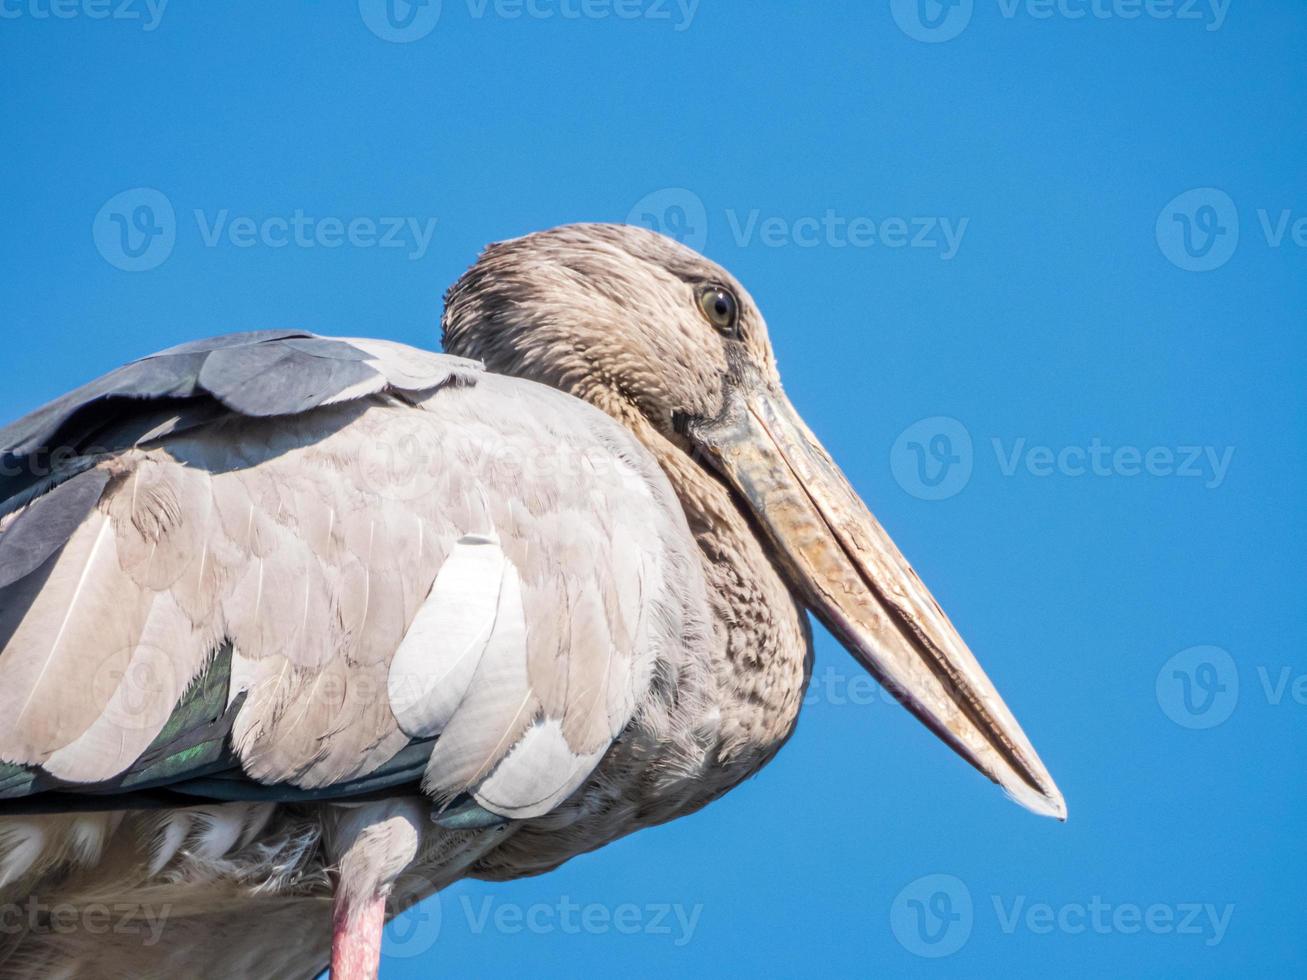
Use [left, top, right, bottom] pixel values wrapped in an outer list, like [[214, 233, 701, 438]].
[[2, 2, 1303, 976]]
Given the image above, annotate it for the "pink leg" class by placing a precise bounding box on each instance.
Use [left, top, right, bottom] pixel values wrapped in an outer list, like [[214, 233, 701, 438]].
[[331, 892, 386, 980]]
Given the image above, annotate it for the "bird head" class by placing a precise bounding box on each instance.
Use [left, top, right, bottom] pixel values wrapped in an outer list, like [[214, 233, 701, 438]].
[[443, 222, 1066, 820], [442, 222, 778, 437]]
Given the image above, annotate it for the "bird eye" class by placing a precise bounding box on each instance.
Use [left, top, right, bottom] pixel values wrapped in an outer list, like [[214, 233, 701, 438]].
[[698, 286, 739, 335]]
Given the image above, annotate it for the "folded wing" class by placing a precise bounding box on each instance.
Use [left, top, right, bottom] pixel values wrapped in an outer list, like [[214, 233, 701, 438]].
[[0, 332, 708, 822]]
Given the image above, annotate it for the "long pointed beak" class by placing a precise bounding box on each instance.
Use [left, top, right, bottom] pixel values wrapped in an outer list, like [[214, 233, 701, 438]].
[[688, 373, 1066, 820]]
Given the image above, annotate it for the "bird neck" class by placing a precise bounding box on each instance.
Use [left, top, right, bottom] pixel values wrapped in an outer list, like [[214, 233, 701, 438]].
[[625, 412, 814, 764]]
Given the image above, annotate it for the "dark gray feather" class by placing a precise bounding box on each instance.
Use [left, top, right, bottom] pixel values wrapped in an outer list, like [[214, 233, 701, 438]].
[[0, 331, 477, 509], [197, 339, 379, 417], [148, 329, 313, 358], [0, 353, 208, 458], [0, 467, 110, 589]]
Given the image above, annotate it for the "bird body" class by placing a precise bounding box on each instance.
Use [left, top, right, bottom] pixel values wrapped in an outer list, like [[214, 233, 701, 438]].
[[0, 225, 1062, 979]]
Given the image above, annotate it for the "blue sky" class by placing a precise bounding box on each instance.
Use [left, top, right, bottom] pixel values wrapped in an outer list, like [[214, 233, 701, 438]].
[[2, 1, 1304, 976]]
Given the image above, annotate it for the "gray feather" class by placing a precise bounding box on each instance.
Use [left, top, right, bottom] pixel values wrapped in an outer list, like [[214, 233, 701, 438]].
[[196, 340, 379, 417], [148, 329, 313, 358], [0, 468, 109, 589], [0, 353, 208, 458]]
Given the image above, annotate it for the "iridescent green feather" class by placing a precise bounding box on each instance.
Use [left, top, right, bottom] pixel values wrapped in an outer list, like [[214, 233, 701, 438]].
[[115, 641, 234, 790]]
